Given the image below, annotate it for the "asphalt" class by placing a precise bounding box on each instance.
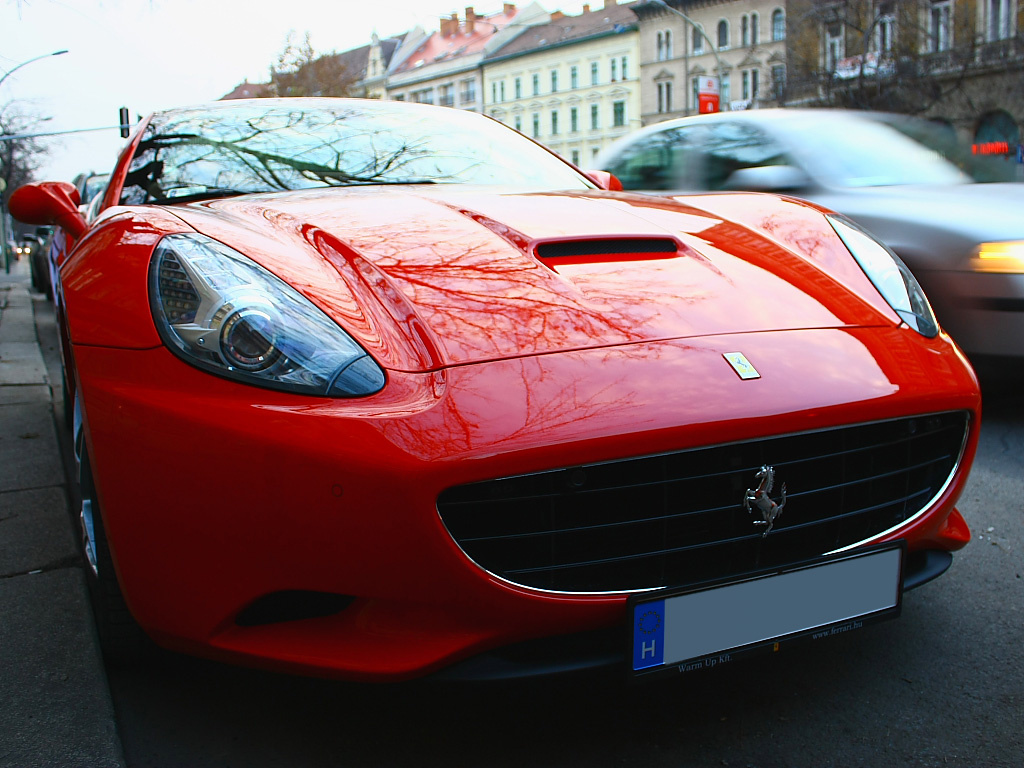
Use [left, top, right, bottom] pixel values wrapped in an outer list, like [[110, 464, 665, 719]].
[[0, 258, 125, 767]]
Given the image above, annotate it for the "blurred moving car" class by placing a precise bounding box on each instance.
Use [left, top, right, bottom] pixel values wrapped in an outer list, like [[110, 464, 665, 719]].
[[597, 109, 1024, 362], [10, 98, 979, 682]]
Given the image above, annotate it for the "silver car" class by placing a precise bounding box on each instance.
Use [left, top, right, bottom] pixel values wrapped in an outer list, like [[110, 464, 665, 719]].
[[597, 109, 1024, 362]]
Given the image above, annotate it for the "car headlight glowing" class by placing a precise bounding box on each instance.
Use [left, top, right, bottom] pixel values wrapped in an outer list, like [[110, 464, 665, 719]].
[[827, 215, 939, 338], [968, 241, 1024, 273], [149, 233, 385, 397]]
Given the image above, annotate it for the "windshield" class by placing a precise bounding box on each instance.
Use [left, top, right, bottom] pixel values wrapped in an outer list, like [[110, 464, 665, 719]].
[[784, 115, 970, 188], [120, 99, 592, 205]]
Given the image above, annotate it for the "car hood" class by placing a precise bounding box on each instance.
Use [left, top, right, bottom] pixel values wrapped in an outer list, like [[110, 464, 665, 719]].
[[169, 187, 897, 372]]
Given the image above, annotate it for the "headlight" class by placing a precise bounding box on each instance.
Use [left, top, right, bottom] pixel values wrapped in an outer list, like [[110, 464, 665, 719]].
[[149, 233, 385, 397], [827, 216, 939, 338], [968, 241, 1024, 273]]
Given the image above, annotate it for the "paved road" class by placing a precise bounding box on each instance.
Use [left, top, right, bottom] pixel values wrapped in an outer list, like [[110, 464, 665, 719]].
[[31, 280, 1024, 768]]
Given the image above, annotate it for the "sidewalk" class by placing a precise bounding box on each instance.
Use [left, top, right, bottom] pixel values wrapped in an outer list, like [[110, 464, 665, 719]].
[[0, 258, 125, 767]]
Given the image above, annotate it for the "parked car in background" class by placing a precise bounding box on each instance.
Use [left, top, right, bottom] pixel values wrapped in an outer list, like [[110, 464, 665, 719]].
[[17, 231, 53, 296], [73, 171, 111, 208], [10, 98, 979, 682], [597, 109, 1024, 364]]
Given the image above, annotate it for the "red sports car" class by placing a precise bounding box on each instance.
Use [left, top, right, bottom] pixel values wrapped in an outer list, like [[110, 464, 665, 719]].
[[11, 99, 978, 682]]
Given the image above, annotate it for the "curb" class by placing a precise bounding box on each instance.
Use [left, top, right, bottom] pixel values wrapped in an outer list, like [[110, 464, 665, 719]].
[[0, 261, 126, 767]]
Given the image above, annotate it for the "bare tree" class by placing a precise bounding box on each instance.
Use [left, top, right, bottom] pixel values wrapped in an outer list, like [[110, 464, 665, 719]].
[[1, 101, 51, 246], [267, 32, 358, 98], [786, 0, 993, 115]]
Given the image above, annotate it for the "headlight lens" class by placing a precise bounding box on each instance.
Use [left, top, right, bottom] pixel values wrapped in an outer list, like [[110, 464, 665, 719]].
[[149, 233, 385, 397], [968, 241, 1024, 273], [827, 215, 939, 338]]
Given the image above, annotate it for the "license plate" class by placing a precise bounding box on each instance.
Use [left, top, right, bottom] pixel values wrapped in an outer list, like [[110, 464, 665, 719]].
[[630, 543, 903, 679]]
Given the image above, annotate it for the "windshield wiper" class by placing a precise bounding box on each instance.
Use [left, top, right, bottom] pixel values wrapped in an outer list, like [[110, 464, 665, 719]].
[[157, 187, 254, 204]]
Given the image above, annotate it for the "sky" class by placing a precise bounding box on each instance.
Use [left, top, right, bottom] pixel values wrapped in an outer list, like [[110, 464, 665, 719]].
[[1, 0, 596, 182]]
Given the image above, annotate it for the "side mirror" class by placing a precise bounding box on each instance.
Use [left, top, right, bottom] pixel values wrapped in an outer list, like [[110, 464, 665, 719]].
[[585, 170, 624, 192], [722, 165, 810, 193], [8, 182, 87, 240]]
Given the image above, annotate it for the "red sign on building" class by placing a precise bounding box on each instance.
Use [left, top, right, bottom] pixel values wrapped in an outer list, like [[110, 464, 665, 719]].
[[698, 75, 720, 114]]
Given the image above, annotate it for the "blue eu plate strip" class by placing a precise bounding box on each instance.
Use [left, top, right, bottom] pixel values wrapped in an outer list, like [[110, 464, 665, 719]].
[[632, 599, 665, 670]]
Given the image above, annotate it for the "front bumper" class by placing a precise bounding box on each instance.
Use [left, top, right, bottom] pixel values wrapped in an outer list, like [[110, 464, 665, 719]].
[[75, 326, 979, 681]]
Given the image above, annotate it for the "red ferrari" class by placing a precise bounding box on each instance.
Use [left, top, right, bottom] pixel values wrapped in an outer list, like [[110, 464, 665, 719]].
[[11, 99, 978, 682]]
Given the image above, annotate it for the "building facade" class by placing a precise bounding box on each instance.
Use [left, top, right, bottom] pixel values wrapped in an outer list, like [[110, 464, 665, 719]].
[[483, 1, 641, 165], [786, 0, 1024, 164], [633, 0, 789, 126]]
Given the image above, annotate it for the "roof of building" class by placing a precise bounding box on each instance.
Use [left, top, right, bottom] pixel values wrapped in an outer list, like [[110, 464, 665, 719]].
[[392, 5, 521, 75], [487, 1, 638, 61], [220, 80, 272, 100], [328, 35, 404, 81]]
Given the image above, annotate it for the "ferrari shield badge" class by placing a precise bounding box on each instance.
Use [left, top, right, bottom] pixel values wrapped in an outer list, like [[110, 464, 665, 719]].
[[724, 352, 760, 380], [743, 465, 787, 536]]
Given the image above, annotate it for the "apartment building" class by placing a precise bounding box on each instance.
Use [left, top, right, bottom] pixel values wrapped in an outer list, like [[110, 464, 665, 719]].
[[483, 1, 641, 165]]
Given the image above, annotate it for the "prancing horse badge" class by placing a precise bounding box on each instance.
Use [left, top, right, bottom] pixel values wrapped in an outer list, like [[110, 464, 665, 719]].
[[724, 352, 760, 380]]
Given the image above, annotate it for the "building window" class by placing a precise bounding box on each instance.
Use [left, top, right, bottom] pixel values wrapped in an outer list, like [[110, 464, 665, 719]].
[[751, 12, 759, 45], [718, 20, 729, 49], [592, 147, 600, 160], [742, 15, 749, 46], [721, 73, 730, 104], [657, 80, 673, 113], [612, 101, 626, 127], [514, 115, 522, 132], [460, 79, 475, 103], [440, 83, 454, 107], [621, 57, 628, 79], [532, 112, 540, 138], [692, 25, 704, 55], [771, 65, 786, 101], [591, 61, 599, 85], [657, 29, 673, 61], [929, 1, 952, 52], [515, 77, 522, 99], [752, 69, 759, 100], [572, 150, 580, 166], [551, 110, 559, 135], [988, 0, 1011, 41], [571, 66, 579, 89], [772, 9, 785, 41], [826, 22, 845, 71], [611, 58, 618, 81], [590, 103, 599, 129], [876, 2, 895, 52], [491, 83, 498, 104], [570, 106, 579, 132], [532, 73, 540, 95], [551, 70, 559, 92], [412, 87, 434, 104], [500, 81, 505, 101], [742, 70, 750, 100]]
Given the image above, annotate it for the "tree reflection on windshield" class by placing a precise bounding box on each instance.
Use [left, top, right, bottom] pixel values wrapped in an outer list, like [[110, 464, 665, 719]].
[[121, 100, 590, 205]]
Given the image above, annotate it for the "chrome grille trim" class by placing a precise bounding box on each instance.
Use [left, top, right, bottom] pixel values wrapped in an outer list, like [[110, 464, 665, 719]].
[[437, 412, 971, 595]]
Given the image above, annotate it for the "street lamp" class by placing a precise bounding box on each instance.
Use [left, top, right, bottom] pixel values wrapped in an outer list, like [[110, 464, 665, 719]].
[[0, 49, 69, 91], [1, 49, 68, 271]]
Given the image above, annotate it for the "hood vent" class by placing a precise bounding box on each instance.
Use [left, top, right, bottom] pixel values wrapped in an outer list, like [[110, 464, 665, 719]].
[[535, 238, 679, 262]]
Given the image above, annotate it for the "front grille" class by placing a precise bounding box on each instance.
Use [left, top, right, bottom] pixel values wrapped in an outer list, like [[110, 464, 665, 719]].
[[437, 412, 969, 593]]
